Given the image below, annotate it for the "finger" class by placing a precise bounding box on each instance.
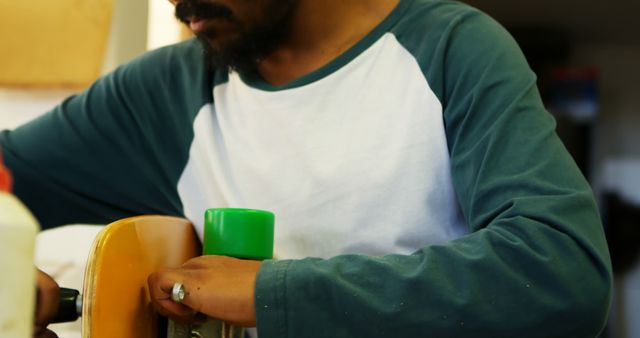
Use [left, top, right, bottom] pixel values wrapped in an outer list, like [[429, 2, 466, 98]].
[[158, 274, 206, 316], [180, 255, 222, 269], [35, 270, 60, 327], [147, 270, 200, 323]]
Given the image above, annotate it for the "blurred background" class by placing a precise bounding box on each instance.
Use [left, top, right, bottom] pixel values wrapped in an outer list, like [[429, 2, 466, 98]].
[[465, 1, 640, 337], [0, 0, 638, 337]]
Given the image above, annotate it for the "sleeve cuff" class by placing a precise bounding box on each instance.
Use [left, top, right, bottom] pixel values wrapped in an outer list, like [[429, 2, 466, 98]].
[[255, 259, 292, 338]]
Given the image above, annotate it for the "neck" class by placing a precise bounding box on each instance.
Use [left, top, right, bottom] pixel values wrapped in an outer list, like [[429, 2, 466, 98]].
[[257, 0, 400, 86]]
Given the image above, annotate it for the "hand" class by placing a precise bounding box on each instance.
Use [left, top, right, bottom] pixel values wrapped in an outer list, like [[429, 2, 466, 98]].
[[34, 269, 60, 338], [148, 255, 261, 327]]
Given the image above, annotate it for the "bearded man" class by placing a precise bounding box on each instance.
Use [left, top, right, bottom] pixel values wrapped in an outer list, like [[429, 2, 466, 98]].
[[1, 0, 611, 337]]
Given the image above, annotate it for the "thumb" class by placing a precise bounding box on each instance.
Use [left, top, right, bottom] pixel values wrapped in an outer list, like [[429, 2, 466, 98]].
[[35, 270, 60, 330]]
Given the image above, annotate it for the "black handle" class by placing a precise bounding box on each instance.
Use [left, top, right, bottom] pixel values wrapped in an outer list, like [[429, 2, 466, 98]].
[[51, 288, 81, 323]]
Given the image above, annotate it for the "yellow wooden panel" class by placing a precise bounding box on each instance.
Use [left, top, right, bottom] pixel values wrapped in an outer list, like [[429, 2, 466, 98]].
[[82, 216, 201, 338], [0, 0, 113, 88]]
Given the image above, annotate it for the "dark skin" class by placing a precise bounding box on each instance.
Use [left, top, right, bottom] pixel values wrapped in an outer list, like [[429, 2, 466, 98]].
[[173, 0, 400, 85], [148, 255, 261, 326], [257, 0, 400, 85], [35, 270, 60, 338]]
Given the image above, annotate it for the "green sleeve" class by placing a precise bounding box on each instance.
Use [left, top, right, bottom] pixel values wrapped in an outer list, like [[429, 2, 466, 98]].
[[254, 8, 612, 338], [0, 40, 209, 229]]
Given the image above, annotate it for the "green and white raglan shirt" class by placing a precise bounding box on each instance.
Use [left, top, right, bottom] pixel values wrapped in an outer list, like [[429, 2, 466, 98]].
[[1, 0, 612, 336]]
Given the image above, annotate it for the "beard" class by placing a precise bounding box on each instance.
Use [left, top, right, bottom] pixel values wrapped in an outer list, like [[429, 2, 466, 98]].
[[175, 0, 298, 74]]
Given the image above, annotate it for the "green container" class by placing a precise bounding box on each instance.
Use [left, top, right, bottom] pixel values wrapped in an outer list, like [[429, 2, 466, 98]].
[[203, 208, 274, 260]]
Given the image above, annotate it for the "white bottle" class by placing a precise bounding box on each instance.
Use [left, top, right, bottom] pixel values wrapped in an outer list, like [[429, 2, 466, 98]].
[[0, 154, 39, 338]]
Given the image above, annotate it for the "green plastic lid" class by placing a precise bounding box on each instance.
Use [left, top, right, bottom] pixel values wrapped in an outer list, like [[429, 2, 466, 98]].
[[203, 208, 274, 260]]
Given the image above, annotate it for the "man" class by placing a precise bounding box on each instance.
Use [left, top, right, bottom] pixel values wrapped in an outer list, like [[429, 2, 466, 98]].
[[1, 0, 612, 337]]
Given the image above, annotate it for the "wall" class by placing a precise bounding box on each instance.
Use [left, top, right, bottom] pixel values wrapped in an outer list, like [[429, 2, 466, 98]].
[[573, 43, 640, 338], [101, 0, 149, 73], [572, 44, 640, 161], [0, 0, 180, 128], [147, 0, 183, 50]]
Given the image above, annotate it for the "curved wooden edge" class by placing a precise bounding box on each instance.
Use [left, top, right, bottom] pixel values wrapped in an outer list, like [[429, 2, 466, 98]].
[[81, 215, 200, 338]]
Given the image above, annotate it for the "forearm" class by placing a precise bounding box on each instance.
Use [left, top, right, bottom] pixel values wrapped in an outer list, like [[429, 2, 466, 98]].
[[255, 206, 611, 337]]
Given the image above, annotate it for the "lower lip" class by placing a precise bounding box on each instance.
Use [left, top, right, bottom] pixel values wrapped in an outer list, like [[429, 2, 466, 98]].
[[190, 19, 208, 33]]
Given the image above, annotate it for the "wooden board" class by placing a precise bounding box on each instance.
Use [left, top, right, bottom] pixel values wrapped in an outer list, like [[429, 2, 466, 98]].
[[81, 215, 200, 338]]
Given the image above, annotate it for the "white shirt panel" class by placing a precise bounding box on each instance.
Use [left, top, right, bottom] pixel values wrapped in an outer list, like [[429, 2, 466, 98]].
[[177, 33, 467, 259]]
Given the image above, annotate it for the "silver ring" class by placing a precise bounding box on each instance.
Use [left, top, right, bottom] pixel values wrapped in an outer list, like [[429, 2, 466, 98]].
[[171, 282, 185, 303]]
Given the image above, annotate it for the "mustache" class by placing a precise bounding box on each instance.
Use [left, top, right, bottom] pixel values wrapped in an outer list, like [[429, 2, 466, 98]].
[[175, 1, 234, 23]]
